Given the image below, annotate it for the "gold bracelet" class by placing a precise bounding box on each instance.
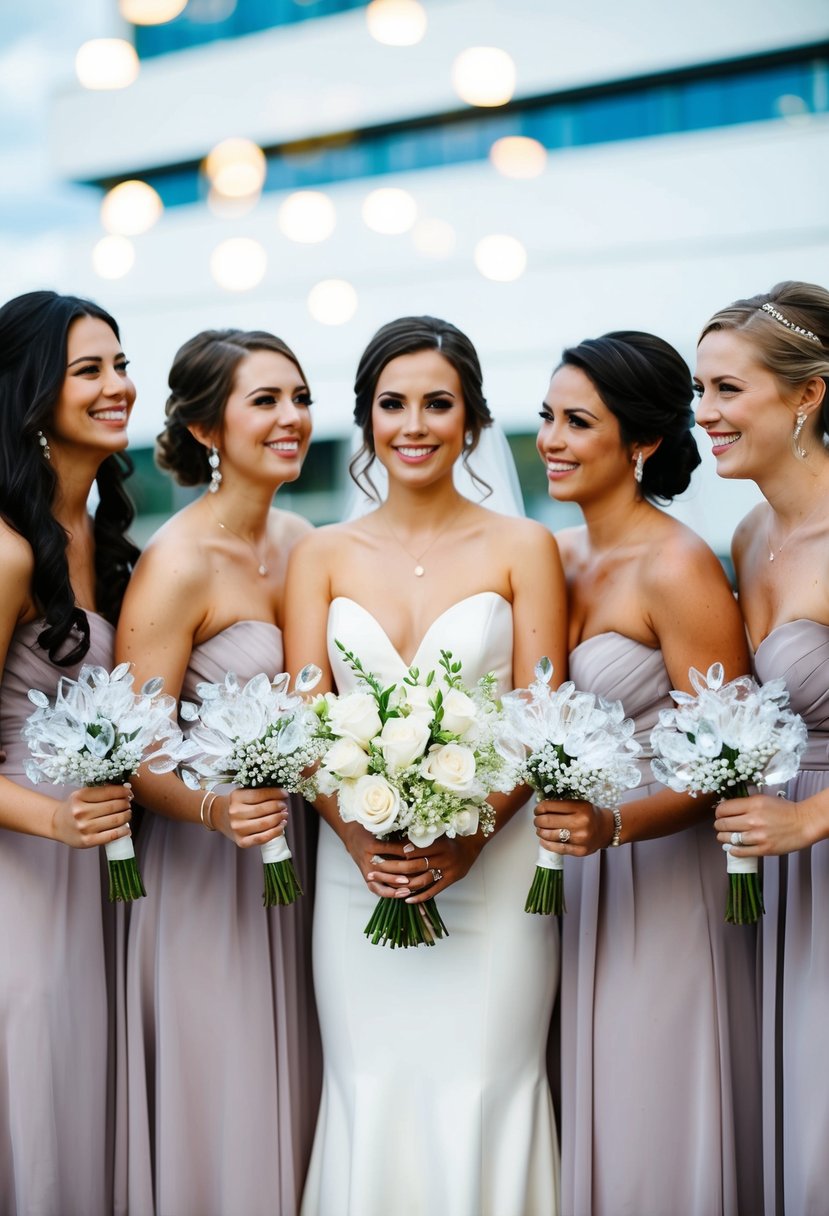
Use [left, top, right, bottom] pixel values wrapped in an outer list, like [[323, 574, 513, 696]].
[[609, 808, 623, 847], [199, 791, 218, 831]]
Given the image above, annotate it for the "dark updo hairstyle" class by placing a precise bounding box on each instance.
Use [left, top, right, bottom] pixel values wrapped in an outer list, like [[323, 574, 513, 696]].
[[350, 315, 494, 498], [559, 330, 700, 503], [0, 290, 138, 665], [156, 328, 309, 486], [699, 280, 829, 445]]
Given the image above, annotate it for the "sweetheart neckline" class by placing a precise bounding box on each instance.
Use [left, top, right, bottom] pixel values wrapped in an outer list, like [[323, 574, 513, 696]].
[[753, 617, 829, 656], [330, 592, 510, 670], [192, 619, 281, 651], [570, 630, 659, 658]]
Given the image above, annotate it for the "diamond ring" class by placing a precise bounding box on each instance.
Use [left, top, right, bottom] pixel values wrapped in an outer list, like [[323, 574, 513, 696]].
[[558, 828, 571, 844], [431, 868, 443, 883], [730, 831, 743, 846]]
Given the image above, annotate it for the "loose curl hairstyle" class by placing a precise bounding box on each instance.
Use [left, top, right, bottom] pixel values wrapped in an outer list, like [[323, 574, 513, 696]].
[[155, 329, 310, 486], [0, 290, 138, 665], [558, 330, 700, 503], [699, 280, 829, 444], [350, 315, 494, 498]]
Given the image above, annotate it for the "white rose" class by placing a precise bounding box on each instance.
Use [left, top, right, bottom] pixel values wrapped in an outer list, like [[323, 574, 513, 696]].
[[421, 743, 477, 794], [379, 715, 431, 770], [440, 689, 478, 737], [324, 736, 370, 779], [401, 683, 435, 722], [327, 692, 382, 746], [337, 779, 358, 822], [452, 806, 480, 836], [352, 774, 400, 835]]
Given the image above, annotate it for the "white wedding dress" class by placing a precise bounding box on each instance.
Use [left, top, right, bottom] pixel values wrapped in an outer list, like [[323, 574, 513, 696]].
[[301, 591, 560, 1216]]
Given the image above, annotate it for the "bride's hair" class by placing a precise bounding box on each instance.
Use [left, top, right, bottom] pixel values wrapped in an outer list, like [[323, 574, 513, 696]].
[[350, 315, 493, 498], [559, 330, 700, 503], [0, 289, 138, 665], [156, 328, 310, 486]]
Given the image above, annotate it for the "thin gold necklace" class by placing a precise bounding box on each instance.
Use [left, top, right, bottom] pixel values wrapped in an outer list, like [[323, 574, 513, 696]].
[[383, 501, 468, 577], [207, 500, 269, 577], [767, 498, 827, 562]]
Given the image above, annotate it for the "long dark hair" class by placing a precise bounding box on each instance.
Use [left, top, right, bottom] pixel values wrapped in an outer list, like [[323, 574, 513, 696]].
[[351, 315, 493, 499], [0, 290, 139, 664]]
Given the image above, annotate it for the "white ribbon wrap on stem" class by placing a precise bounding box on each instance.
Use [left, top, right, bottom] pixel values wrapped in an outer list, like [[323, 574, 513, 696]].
[[723, 844, 758, 875], [105, 835, 136, 862], [261, 834, 292, 865], [536, 842, 564, 872]]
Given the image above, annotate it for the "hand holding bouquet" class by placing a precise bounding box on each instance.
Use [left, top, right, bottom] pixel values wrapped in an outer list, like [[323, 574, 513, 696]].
[[315, 643, 520, 948], [24, 662, 183, 901], [502, 658, 642, 915], [650, 662, 807, 924], [177, 665, 324, 906]]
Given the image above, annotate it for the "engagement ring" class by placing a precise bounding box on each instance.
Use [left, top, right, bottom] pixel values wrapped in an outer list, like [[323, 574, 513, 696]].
[[559, 828, 571, 844]]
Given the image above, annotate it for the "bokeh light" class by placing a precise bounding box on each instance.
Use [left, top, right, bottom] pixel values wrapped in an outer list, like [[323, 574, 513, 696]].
[[209, 238, 267, 291], [119, 0, 189, 23], [362, 187, 417, 235], [366, 0, 427, 47], [307, 279, 358, 325], [205, 138, 266, 199], [75, 39, 140, 90], [474, 234, 527, 281], [411, 217, 456, 258], [100, 181, 163, 236], [489, 135, 547, 178], [452, 47, 515, 107], [92, 235, 136, 280], [278, 191, 337, 243]]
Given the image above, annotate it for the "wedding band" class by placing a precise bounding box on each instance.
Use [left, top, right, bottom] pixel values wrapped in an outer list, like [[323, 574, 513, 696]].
[[423, 857, 430, 871], [431, 868, 442, 883], [370, 855, 383, 865], [730, 831, 743, 846], [558, 828, 571, 844]]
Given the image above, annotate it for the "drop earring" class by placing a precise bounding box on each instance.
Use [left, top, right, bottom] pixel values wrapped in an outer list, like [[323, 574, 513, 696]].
[[37, 431, 51, 461], [208, 445, 222, 493], [792, 410, 808, 460], [633, 451, 644, 484]]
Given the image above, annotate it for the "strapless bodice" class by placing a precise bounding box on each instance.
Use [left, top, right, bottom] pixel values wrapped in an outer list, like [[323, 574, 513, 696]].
[[754, 619, 829, 769], [327, 592, 514, 693], [181, 620, 283, 703]]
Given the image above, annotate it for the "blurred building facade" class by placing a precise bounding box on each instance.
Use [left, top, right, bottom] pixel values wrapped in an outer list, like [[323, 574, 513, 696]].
[[46, 0, 829, 544]]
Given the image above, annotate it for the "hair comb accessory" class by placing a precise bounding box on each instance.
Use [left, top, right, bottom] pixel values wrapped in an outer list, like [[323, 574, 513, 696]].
[[760, 301, 820, 344]]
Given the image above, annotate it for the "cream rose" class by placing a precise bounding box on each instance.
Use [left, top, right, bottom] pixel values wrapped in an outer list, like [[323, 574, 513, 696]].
[[440, 688, 478, 737], [352, 774, 400, 835], [421, 743, 477, 794], [337, 778, 358, 823], [378, 715, 431, 770], [326, 692, 382, 746], [324, 736, 371, 780], [452, 806, 480, 836]]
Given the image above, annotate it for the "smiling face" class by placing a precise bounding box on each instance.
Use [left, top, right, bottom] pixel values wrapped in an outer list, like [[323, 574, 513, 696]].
[[49, 315, 135, 457], [694, 329, 797, 479], [217, 348, 312, 489], [536, 363, 636, 505], [370, 349, 466, 487]]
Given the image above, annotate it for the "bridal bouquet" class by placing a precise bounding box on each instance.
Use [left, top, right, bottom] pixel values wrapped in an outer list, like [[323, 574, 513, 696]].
[[650, 662, 807, 924], [177, 665, 324, 906], [24, 662, 183, 901], [315, 642, 520, 948], [502, 658, 642, 915]]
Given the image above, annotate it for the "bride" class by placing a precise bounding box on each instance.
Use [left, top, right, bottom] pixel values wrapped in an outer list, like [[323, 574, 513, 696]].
[[284, 315, 567, 1216]]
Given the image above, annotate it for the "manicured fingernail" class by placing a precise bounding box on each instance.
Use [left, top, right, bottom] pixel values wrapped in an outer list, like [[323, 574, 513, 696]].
[[403, 843, 415, 854]]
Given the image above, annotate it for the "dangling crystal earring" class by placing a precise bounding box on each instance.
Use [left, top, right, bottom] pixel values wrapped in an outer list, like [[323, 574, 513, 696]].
[[37, 430, 51, 461], [633, 451, 644, 483], [208, 445, 222, 493], [792, 410, 808, 460]]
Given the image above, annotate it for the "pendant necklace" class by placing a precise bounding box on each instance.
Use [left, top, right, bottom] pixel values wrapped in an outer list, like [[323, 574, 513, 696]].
[[383, 501, 468, 578], [207, 501, 269, 576], [767, 497, 827, 563]]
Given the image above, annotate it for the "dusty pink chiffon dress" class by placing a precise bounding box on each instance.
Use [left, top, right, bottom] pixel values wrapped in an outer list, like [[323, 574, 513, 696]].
[[0, 615, 119, 1216], [560, 632, 763, 1216], [123, 620, 320, 1216]]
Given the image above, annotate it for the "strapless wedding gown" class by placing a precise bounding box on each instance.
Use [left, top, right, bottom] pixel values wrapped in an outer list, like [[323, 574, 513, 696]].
[[754, 620, 829, 1216], [301, 592, 560, 1216]]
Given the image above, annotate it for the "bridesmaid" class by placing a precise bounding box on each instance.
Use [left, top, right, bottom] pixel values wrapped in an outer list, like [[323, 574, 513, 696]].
[[695, 281, 829, 1216], [118, 329, 320, 1216], [534, 330, 762, 1216], [0, 290, 137, 1215]]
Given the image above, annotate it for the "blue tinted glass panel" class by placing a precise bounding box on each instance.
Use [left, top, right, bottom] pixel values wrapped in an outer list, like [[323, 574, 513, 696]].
[[136, 0, 364, 58]]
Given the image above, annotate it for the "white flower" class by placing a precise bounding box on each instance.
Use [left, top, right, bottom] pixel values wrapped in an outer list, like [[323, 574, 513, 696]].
[[326, 692, 382, 746], [378, 715, 431, 770], [338, 778, 358, 822], [323, 736, 370, 780], [422, 743, 477, 794], [452, 806, 480, 836], [351, 774, 400, 834], [440, 688, 478, 737], [399, 682, 435, 722]]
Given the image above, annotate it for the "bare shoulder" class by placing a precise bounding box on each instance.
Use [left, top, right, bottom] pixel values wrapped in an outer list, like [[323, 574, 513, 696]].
[[270, 506, 313, 547], [642, 515, 730, 592], [732, 502, 766, 566], [0, 518, 34, 582], [552, 523, 586, 566], [481, 510, 559, 555], [126, 507, 210, 595]]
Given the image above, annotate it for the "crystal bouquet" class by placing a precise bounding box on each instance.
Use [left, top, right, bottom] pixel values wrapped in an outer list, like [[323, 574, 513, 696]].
[[650, 662, 807, 924], [177, 666, 324, 907], [315, 643, 520, 948], [24, 662, 183, 901], [502, 658, 642, 915]]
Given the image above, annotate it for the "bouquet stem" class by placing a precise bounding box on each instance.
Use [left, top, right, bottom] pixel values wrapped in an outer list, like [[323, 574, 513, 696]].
[[723, 781, 763, 925], [364, 895, 448, 948], [525, 844, 565, 916], [104, 836, 145, 903], [261, 834, 303, 908]]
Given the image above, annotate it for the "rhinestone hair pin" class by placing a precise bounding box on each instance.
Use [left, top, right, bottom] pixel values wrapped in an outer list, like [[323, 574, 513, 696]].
[[760, 301, 821, 344]]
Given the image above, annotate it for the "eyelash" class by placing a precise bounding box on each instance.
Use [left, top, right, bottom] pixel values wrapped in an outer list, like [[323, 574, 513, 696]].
[[693, 383, 739, 397], [538, 409, 589, 429], [378, 399, 455, 411], [253, 393, 313, 408]]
